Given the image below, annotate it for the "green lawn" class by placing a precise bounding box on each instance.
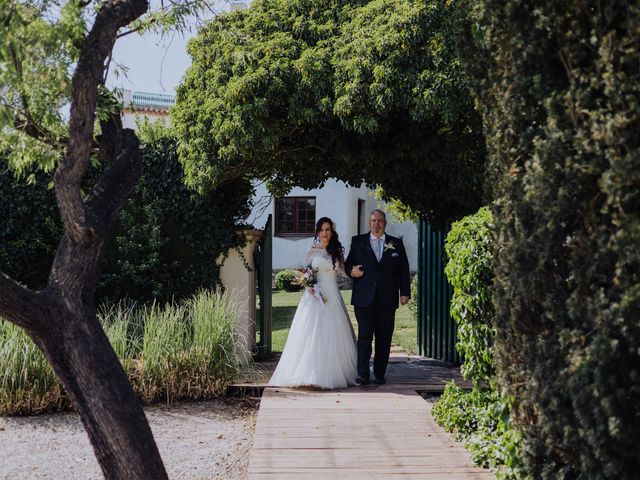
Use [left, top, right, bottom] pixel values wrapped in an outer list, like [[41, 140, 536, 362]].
[[265, 289, 417, 355]]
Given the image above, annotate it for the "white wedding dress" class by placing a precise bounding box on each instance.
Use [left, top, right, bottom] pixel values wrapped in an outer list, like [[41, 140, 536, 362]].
[[268, 245, 357, 389]]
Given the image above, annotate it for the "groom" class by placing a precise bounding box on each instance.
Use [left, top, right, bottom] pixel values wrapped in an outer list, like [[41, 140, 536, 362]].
[[345, 209, 411, 385]]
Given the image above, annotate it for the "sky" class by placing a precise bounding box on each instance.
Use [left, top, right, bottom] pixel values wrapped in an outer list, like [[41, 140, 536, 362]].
[[108, 31, 192, 94], [107, 1, 241, 95]]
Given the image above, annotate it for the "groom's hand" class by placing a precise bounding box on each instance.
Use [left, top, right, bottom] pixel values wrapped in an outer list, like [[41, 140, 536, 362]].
[[400, 296, 410, 306], [351, 265, 364, 278]]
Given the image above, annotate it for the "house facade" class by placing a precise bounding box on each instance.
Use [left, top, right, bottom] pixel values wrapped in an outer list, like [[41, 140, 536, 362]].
[[120, 89, 418, 272], [248, 181, 418, 272]]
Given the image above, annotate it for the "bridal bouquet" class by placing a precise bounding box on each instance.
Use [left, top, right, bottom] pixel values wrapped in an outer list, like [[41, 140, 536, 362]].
[[296, 265, 327, 304]]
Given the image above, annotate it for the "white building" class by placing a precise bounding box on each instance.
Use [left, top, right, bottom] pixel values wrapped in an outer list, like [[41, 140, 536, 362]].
[[120, 89, 173, 129], [121, 90, 418, 272], [248, 182, 418, 272]]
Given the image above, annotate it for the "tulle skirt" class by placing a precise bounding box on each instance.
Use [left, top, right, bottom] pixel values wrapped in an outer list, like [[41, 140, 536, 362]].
[[268, 287, 357, 390]]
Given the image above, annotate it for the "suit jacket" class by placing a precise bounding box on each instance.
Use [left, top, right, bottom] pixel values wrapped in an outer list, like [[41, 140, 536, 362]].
[[345, 233, 411, 309]]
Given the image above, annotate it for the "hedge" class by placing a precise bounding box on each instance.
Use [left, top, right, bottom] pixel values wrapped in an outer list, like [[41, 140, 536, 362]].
[[458, 1, 640, 477], [433, 206, 523, 478], [1, 127, 254, 303]]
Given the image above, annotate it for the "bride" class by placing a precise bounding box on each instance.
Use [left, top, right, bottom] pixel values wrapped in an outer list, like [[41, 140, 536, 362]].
[[268, 217, 357, 389]]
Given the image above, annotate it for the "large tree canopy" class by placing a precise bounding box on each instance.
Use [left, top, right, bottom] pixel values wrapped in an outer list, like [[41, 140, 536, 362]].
[[173, 0, 486, 225]]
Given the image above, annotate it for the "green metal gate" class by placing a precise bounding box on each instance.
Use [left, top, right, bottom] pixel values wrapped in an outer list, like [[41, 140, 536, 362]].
[[255, 215, 272, 360], [417, 220, 459, 364]]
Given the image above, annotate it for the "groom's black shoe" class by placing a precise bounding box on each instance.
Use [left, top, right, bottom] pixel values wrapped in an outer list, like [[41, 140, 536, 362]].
[[374, 376, 386, 385], [355, 376, 370, 386]]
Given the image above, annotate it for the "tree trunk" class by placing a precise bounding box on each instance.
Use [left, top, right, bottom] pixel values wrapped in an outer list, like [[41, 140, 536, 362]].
[[32, 237, 167, 479], [0, 233, 168, 478], [41, 322, 166, 478], [39, 323, 166, 479], [0, 1, 172, 476]]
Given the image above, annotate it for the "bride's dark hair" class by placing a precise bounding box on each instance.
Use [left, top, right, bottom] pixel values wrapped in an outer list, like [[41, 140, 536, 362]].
[[314, 217, 345, 268]]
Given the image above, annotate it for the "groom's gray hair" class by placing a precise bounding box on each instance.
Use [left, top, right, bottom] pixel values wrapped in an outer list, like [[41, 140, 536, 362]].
[[370, 209, 386, 220]]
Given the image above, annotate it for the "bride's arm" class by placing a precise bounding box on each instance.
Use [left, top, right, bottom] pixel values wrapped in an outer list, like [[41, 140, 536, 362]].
[[303, 245, 317, 295], [303, 245, 315, 266]]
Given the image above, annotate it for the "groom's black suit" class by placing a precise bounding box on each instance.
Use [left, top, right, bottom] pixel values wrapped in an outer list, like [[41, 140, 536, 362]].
[[345, 233, 411, 381]]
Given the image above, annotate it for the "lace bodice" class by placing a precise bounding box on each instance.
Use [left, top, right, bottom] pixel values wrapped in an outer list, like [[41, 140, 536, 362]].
[[304, 245, 343, 276]]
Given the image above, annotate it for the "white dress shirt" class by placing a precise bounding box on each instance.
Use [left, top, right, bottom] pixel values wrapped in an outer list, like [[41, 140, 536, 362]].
[[369, 233, 386, 262]]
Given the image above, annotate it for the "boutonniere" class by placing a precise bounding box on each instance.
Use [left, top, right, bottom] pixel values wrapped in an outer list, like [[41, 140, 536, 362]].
[[384, 241, 395, 252]]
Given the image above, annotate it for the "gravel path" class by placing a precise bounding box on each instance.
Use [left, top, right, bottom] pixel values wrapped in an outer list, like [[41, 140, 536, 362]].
[[0, 399, 258, 480]]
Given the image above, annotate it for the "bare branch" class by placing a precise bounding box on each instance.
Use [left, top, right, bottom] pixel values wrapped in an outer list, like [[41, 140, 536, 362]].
[[0, 272, 43, 331], [248, 192, 274, 225], [277, 144, 328, 155], [13, 114, 65, 149], [116, 23, 149, 38], [165, 0, 217, 14], [103, 49, 113, 84], [10, 112, 109, 160], [219, 163, 249, 183]]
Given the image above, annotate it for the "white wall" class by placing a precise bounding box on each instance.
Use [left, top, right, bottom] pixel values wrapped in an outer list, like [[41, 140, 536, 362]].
[[247, 180, 418, 272], [121, 110, 169, 130]]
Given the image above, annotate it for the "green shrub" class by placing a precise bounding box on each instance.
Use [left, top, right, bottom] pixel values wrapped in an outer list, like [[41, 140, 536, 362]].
[[0, 289, 249, 415], [0, 164, 61, 289], [275, 269, 302, 292], [0, 129, 253, 303], [433, 384, 522, 476], [459, 1, 640, 477], [98, 131, 253, 303], [433, 206, 523, 478], [444, 206, 495, 387], [0, 321, 69, 415], [407, 274, 418, 315]]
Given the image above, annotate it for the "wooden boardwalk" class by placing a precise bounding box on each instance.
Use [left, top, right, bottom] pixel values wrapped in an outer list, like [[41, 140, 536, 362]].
[[247, 355, 496, 479]]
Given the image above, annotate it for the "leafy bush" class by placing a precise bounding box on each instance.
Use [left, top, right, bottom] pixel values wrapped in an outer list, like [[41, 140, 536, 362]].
[[98, 125, 254, 302], [0, 164, 61, 288], [434, 384, 522, 475], [1, 289, 249, 415], [458, 1, 640, 477], [0, 127, 254, 303], [444, 206, 495, 387], [433, 206, 523, 478], [407, 274, 418, 314], [274, 269, 302, 292]]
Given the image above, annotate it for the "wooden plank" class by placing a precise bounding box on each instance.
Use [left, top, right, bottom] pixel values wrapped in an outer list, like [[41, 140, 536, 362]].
[[250, 472, 496, 480], [248, 358, 496, 479]]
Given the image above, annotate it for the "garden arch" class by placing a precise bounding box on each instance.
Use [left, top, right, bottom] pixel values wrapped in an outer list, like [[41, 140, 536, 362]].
[[172, 0, 486, 363]]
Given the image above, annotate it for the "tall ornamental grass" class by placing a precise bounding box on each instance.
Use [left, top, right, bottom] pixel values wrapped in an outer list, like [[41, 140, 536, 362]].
[[1, 289, 248, 415], [0, 322, 69, 414]]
